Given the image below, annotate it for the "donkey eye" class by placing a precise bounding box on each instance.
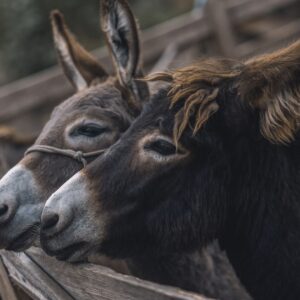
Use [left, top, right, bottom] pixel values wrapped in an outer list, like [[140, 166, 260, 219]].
[[71, 124, 109, 138], [144, 139, 177, 156]]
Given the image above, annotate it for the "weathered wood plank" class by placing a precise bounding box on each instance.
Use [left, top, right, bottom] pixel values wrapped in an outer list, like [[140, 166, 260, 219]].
[[1, 251, 74, 300], [0, 257, 18, 300], [13, 248, 211, 300], [13, 285, 33, 300], [205, 0, 237, 57], [237, 19, 300, 58], [28, 248, 210, 300], [228, 0, 299, 24], [150, 43, 179, 73]]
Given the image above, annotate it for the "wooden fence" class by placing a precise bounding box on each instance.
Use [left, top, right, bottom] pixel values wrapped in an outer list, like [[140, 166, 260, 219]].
[[1, 248, 209, 300], [0, 0, 300, 299]]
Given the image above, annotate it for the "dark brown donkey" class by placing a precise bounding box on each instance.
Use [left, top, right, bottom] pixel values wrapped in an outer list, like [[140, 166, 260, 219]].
[[41, 41, 300, 300], [0, 1, 251, 298]]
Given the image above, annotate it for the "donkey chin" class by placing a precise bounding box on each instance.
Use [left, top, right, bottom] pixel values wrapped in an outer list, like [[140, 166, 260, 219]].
[[40, 172, 105, 263], [40, 227, 102, 263], [0, 164, 43, 251]]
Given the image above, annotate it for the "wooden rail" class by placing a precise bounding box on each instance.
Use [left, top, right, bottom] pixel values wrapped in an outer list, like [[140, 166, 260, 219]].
[[1, 248, 210, 300]]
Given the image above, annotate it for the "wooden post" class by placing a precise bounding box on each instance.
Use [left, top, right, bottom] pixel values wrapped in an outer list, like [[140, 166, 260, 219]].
[[1, 251, 74, 300], [205, 0, 237, 57], [0, 256, 18, 300]]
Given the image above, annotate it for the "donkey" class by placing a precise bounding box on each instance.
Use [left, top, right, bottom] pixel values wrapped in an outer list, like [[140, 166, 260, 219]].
[[41, 41, 300, 300], [0, 1, 251, 299], [0, 0, 148, 252]]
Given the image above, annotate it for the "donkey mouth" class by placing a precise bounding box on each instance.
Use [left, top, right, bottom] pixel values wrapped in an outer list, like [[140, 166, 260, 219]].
[[53, 242, 89, 262], [6, 222, 40, 252]]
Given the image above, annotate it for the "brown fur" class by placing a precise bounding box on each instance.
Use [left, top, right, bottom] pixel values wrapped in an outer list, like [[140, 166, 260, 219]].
[[101, 0, 140, 82], [51, 11, 108, 89], [100, 0, 148, 112], [146, 58, 242, 143], [239, 41, 300, 144], [147, 41, 300, 144]]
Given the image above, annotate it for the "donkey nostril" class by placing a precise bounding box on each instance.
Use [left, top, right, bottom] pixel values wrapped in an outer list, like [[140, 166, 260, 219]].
[[42, 212, 59, 231], [0, 204, 8, 216]]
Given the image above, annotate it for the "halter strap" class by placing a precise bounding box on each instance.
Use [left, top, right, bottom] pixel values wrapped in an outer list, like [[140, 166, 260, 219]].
[[25, 145, 106, 167]]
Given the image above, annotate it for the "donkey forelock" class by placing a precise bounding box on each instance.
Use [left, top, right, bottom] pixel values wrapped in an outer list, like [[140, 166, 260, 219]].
[[146, 58, 243, 143]]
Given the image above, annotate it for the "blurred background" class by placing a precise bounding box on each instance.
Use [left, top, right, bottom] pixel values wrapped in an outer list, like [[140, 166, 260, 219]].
[[0, 0, 194, 86], [0, 0, 300, 137]]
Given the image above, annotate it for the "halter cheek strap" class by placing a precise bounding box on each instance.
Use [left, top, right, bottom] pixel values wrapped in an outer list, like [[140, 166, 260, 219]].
[[25, 145, 106, 167]]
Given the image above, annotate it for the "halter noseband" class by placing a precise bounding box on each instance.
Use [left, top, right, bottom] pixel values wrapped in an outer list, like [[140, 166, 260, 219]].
[[25, 145, 106, 167]]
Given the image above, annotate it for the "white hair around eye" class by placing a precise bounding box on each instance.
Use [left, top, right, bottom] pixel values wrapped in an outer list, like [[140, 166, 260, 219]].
[[64, 117, 114, 149], [138, 131, 188, 163]]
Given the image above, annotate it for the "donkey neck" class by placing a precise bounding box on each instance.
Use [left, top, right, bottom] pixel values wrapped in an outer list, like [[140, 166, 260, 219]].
[[126, 242, 252, 300], [221, 138, 300, 300]]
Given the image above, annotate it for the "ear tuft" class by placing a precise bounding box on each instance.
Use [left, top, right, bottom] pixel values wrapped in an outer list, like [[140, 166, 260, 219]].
[[100, 0, 140, 83], [50, 10, 65, 32], [100, 0, 149, 106]]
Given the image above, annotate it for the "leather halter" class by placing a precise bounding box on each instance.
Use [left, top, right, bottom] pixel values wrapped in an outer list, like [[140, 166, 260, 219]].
[[25, 145, 106, 167]]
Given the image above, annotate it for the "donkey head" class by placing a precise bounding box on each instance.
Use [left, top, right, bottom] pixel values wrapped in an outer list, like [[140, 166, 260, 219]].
[[0, 0, 149, 251], [41, 41, 300, 262]]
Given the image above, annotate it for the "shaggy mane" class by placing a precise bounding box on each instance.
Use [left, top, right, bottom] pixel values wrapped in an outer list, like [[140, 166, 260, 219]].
[[146, 58, 242, 142], [147, 42, 300, 144], [239, 41, 300, 144]]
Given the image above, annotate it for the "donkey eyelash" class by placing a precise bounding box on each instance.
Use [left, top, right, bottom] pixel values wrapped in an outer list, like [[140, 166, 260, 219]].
[[142, 137, 188, 163], [66, 118, 112, 140], [70, 124, 110, 138], [144, 139, 177, 156]]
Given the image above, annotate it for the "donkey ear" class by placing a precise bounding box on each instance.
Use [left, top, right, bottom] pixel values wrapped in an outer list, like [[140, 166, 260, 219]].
[[51, 10, 108, 91], [238, 41, 300, 144], [100, 0, 149, 105]]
